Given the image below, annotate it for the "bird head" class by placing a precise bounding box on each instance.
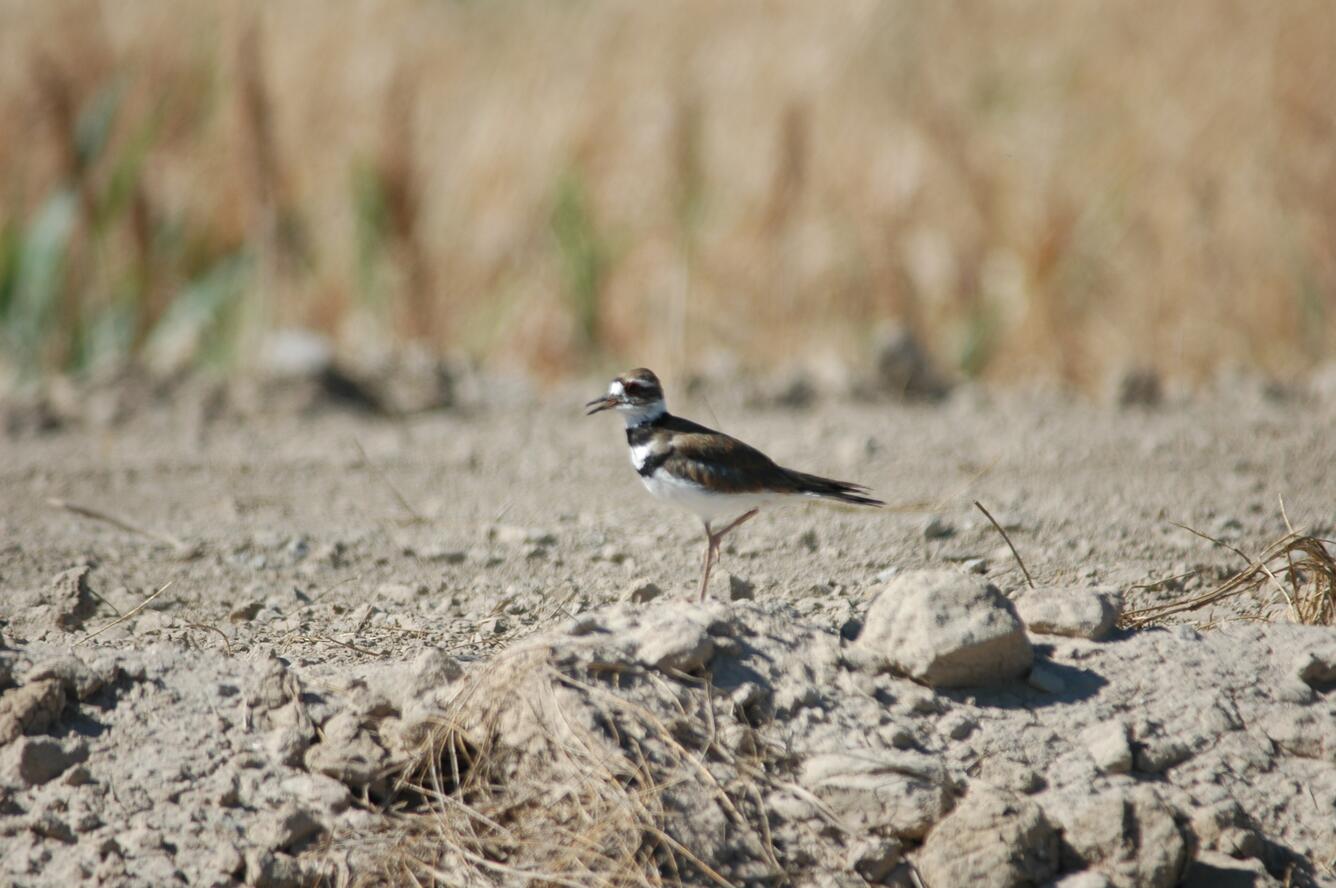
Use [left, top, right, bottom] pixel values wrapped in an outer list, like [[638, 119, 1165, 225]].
[[585, 368, 666, 422]]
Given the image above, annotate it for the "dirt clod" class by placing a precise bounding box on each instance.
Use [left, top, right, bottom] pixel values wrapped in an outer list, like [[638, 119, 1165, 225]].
[[860, 570, 1033, 687], [48, 566, 97, 631], [3, 382, 1336, 886]]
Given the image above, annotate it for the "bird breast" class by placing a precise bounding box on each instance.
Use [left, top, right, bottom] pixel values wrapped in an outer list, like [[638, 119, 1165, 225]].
[[629, 440, 669, 476]]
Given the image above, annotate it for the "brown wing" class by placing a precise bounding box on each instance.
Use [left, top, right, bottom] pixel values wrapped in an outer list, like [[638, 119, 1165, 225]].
[[655, 415, 801, 494], [655, 414, 883, 505]]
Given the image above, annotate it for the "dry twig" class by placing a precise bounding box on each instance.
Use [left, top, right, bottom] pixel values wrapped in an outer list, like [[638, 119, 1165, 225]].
[[48, 497, 196, 555], [1123, 526, 1336, 628], [77, 580, 174, 645], [353, 437, 426, 524], [974, 500, 1035, 589]]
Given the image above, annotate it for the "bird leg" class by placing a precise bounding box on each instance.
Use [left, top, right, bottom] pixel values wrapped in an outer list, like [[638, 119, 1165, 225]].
[[716, 508, 759, 541], [697, 509, 759, 601], [698, 524, 717, 602]]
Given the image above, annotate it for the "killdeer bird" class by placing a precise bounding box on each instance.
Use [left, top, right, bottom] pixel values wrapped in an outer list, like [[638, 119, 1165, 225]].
[[586, 368, 882, 600]]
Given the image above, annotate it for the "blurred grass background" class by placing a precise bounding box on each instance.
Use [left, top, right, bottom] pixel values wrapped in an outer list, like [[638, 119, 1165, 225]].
[[1, 0, 1333, 390]]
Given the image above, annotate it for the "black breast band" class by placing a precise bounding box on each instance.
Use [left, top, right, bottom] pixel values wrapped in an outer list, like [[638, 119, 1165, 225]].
[[637, 450, 672, 477], [627, 415, 671, 477]]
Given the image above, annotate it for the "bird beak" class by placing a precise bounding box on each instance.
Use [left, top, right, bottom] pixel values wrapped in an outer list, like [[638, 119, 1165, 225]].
[[585, 395, 617, 415]]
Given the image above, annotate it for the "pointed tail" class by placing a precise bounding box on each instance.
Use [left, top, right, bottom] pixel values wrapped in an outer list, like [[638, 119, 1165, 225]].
[[786, 469, 884, 507]]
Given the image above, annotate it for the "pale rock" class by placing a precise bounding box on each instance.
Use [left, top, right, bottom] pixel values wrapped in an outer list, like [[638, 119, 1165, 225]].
[[244, 850, 305, 888], [26, 809, 73, 843], [1083, 722, 1133, 774], [403, 648, 464, 704], [249, 656, 304, 712], [940, 712, 977, 741], [874, 566, 900, 583], [847, 838, 902, 883], [113, 825, 166, 857], [62, 764, 93, 786], [1134, 734, 1192, 774], [1272, 679, 1315, 705], [0, 678, 65, 745], [1055, 786, 1191, 888], [382, 648, 466, 750], [859, 570, 1032, 687], [258, 804, 325, 853], [134, 610, 173, 633], [263, 699, 314, 767], [1262, 708, 1335, 760], [1027, 662, 1067, 694], [25, 655, 108, 701], [48, 565, 98, 630], [209, 843, 244, 882], [622, 579, 662, 604], [635, 613, 718, 673], [1189, 800, 1263, 859], [304, 711, 389, 789], [767, 788, 818, 823], [332, 676, 397, 722], [976, 756, 1045, 795], [485, 524, 556, 546], [914, 789, 1059, 888], [799, 750, 953, 839], [278, 773, 350, 816], [2, 737, 86, 787], [596, 544, 627, 563], [1013, 586, 1122, 641]]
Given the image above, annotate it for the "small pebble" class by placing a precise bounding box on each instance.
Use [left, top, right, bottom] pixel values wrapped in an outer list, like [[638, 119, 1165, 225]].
[[623, 579, 662, 604], [597, 544, 627, 563], [1027, 663, 1066, 695], [923, 516, 955, 540]]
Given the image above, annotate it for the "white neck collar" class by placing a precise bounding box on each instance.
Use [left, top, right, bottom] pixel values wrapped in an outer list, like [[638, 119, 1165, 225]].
[[622, 400, 667, 428]]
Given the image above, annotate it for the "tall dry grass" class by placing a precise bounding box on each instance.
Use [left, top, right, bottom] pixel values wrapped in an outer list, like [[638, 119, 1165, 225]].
[[1, 0, 1334, 387]]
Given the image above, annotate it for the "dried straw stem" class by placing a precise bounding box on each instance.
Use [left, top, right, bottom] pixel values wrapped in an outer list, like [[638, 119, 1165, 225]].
[[1123, 530, 1336, 628], [371, 645, 780, 887]]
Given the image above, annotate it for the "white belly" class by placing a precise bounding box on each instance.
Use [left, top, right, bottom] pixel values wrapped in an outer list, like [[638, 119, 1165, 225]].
[[639, 469, 778, 524]]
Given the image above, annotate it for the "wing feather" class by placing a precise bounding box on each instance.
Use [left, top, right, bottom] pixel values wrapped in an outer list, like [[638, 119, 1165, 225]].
[[649, 414, 882, 505]]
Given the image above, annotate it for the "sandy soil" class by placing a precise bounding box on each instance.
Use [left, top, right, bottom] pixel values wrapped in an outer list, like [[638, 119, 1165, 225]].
[[1, 375, 1335, 885], [6, 381, 1335, 633]]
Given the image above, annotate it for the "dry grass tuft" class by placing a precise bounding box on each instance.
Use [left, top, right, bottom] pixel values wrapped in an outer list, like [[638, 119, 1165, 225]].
[[362, 646, 777, 887], [1122, 529, 1336, 629]]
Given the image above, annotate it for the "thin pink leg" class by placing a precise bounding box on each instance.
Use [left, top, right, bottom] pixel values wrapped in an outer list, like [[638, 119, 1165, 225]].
[[697, 523, 716, 601], [696, 509, 758, 601]]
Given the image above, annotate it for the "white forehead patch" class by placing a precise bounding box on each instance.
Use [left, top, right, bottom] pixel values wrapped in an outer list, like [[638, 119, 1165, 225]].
[[609, 380, 624, 397]]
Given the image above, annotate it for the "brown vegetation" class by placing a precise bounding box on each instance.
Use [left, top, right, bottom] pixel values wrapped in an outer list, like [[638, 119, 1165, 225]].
[[2, 1, 1334, 385]]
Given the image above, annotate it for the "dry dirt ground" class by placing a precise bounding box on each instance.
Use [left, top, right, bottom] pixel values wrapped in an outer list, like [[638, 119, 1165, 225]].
[[1, 372, 1335, 886]]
